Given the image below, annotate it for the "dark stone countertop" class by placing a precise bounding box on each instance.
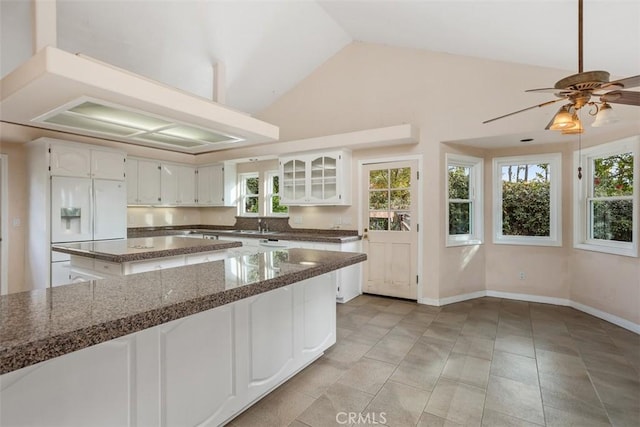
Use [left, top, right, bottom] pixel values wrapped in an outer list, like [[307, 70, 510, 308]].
[[127, 225, 362, 244], [0, 248, 366, 375], [52, 236, 242, 263]]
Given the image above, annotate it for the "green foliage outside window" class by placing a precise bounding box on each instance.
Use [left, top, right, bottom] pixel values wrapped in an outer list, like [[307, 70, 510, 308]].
[[501, 164, 550, 237], [448, 166, 471, 235], [271, 176, 288, 214], [592, 153, 633, 242], [244, 177, 259, 214]]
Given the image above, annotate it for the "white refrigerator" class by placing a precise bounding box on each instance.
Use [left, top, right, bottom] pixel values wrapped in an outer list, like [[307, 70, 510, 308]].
[[51, 177, 126, 243], [50, 177, 126, 285]]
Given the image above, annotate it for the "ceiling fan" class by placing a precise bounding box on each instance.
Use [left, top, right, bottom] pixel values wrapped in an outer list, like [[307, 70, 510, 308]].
[[483, 0, 640, 133]]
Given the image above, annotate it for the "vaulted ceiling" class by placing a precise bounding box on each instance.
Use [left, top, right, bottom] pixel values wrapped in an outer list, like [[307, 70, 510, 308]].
[[2, 0, 639, 117]]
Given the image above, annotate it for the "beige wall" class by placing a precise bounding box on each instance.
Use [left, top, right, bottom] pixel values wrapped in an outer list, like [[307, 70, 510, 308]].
[[1, 143, 28, 293], [248, 41, 638, 325]]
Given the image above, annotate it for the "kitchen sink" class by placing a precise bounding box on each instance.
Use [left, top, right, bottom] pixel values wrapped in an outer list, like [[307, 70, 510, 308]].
[[236, 230, 280, 235]]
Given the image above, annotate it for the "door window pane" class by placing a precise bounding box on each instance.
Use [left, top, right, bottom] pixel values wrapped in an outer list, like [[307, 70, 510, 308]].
[[369, 215, 388, 230], [390, 211, 411, 231], [390, 190, 410, 210], [369, 190, 388, 210], [390, 168, 410, 188], [369, 170, 389, 189]]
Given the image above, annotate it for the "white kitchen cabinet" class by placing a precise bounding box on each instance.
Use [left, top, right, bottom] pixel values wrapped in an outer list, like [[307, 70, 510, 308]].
[[196, 163, 237, 207], [0, 273, 335, 427], [280, 239, 362, 302], [161, 163, 196, 205], [68, 249, 230, 277], [279, 150, 351, 205], [127, 158, 162, 205], [50, 143, 125, 180]]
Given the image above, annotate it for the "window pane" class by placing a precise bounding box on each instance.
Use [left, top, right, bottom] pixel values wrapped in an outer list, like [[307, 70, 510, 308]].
[[245, 196, 258, 213], [369, 190, 388, 210], [369, 215, 388, 230], [390, 211, 411, 231], [246, 177, 259, 195], [272, 175, 280, 193], [390, 168, 410, 189], [271, 196, 288, 214], [591, 199, 633, 242], [449, 202, 471, 234], [501, 163, 550, 237], [390, 190, 410, 210], [593, 153, 634, 197], [448, 166, 470, 199], [369, 169, 388, 189]]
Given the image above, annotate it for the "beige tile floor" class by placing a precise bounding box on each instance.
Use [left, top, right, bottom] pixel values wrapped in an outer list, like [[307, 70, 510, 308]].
[[229, 295, 640, 427]]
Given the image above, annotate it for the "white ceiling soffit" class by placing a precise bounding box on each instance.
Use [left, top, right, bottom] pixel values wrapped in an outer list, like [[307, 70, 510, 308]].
[[0, 47, 279, 154]]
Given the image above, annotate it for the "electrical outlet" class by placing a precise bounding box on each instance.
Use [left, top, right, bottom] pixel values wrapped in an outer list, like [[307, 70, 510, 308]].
[[519, 272, 526, 280], [294, 216, 303, 224], [342, 216, 352, 225], [335, 216, 342, 225], [12, 217, 21, 227]]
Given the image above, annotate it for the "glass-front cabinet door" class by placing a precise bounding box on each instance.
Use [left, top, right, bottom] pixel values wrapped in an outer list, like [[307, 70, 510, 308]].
[[279, 150, 351, 206], [281, 159, 306, 202], [309, 155, 338, 203]]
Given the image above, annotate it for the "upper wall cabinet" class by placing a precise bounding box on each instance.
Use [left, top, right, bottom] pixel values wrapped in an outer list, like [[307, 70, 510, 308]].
[[279, 150, 351, 205], [50, 143, 125, 180], [161, 163, 196, 206], [126, 157, 235, 207], [196, 163, 237, 207], [126, 158, 162, 205]]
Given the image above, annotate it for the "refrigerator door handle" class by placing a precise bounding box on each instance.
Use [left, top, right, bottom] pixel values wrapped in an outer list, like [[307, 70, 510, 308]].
[[89, 181, 95, 238]]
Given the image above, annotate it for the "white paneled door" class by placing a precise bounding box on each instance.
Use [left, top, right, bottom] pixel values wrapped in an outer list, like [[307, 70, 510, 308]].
[[362, 160, 418, 300]]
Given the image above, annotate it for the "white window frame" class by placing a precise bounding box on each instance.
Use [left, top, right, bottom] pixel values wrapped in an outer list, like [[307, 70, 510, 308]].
[[493, 153, 562, 247], [238, 172, 259, 217], [574, 136, 639, 257], [446, 153, 484, 247], [265, 170, 288, 217]]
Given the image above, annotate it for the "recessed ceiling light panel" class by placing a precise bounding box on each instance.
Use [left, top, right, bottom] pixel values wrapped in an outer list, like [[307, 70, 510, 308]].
[[34, 97, 244, 152]]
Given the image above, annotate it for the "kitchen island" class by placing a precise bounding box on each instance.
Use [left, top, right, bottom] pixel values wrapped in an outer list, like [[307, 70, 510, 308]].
[[1, 248, 366, 426], [52, 235, 243, 279]]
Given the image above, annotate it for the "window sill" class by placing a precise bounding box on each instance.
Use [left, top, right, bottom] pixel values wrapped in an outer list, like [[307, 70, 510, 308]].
[[493, 237, 562, 247], [446, 239, 483, 248], [574, 242, 638, 258]]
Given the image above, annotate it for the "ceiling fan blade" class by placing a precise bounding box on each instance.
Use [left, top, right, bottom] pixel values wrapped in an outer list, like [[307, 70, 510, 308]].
[[600, 90, 640, 106], [600, 75, 640, 90], [483, 99, 564, 124], [525, 88, 575, 95]]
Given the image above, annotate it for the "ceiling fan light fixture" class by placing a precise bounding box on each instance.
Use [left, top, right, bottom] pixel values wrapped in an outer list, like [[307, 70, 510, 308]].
[[549, 105, 576, 130], [591, 102, 619, 127], [561, 113, 584, 134]]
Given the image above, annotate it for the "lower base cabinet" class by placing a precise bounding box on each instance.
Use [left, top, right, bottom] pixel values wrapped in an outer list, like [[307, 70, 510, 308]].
[[0, 273, 336, 427]]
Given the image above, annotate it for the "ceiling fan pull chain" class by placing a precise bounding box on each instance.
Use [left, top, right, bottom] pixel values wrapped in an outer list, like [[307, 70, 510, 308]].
[[578, 0, 583, 73]]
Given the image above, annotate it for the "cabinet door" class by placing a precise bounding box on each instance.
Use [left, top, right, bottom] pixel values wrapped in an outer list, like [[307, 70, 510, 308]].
[[280, 159, 307, 203], [309, 155, 338, 203], [50, 145, 91, 177], [161, 163, 179, 205], [137, 160, 162, 204], [91, 149, 125, 180], [125, 159, 139, 204], [177, 165, 196, 205], [197, 165, 223, 205]]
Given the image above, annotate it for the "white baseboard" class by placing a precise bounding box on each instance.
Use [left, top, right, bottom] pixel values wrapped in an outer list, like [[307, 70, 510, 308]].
[[418, 290, 639, 334], [485, 290, 570, 307]]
